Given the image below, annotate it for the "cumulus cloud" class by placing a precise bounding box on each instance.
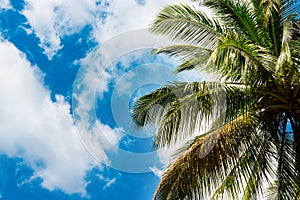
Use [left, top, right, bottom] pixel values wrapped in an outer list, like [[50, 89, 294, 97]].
[[21, 0, 191, 59], [22, 0, 104, 58], [0, 39, 99, 195], [18, 0, 203, 176], [92, 0, 190, 43], [0, 0, 11, 10]]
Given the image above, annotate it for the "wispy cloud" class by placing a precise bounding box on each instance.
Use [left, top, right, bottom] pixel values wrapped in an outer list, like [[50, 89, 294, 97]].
[[149, 167, 164, 178], [102, 178, 117, 190]]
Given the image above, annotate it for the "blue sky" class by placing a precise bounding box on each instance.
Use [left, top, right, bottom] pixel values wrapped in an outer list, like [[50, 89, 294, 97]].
[[0, 0, 197, 199], [2, 1, 300, 199]]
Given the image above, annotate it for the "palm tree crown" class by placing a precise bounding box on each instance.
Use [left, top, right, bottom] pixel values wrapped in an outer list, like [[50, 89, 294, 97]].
[[131, 0, 300, 199]]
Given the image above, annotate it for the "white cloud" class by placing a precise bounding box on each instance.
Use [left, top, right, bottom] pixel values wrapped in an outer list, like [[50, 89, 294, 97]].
[[21, 0, 192, 59], [149, 167, 163, 177], [0, 39, 99, 195], [74, 27, 207, 173], [22, 0, 103, 59], [92, 0, 191, 43], [0, 0, 223, 196], [0, 0, 11, 10], [72, 47, 124, 169], [97, 174, 118, 190], [102, 178, 117, 190], [18, 0, 204, 175]]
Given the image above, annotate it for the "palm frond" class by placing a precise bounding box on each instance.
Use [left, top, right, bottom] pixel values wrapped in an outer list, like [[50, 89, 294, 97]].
[[206, 33, 275, 84], [260, 0, 282, 25], [276, 142, 298, 199], [265, 143, 299, 200], [225, 85, 253, 121], [199, 0, 266, 45], [152, 82, 227, 148], [153, 115, 259, 200], [133, 1, 300, 199], [249, 0, 264, 21], [240, 141, 275, 200], [211, 132, 275, 200], [152, 44, 212, 73], [132, 81, 255, 149], [131, 86, 177, 128], [149, 3, 223, 49], [276, 13, 297, 72], [290, 35, 300, 80], [276, 115, 298, 199]]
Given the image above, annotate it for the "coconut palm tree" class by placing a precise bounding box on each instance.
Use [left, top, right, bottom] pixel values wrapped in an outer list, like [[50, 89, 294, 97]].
[[131, 0, 300, 199]]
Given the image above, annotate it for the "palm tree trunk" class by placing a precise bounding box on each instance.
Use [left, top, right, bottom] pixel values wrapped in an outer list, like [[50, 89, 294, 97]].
[[278, 116, 287, 200], [290, 117, 300, 198], [294, 131, 300, 166], [294, 132, 300, 199]]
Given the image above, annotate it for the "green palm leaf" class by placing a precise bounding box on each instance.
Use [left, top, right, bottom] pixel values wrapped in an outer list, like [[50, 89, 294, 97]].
[[131, 0, 300, 199], [149, 3, 222, 49], [152, 44, 212, 73], [153, 115, 259, 200], [200, 0, 266, 45], [132, 82, 228, 148]]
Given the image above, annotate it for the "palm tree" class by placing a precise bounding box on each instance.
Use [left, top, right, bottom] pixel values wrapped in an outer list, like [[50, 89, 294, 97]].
[[131, 0, 300, 199]]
